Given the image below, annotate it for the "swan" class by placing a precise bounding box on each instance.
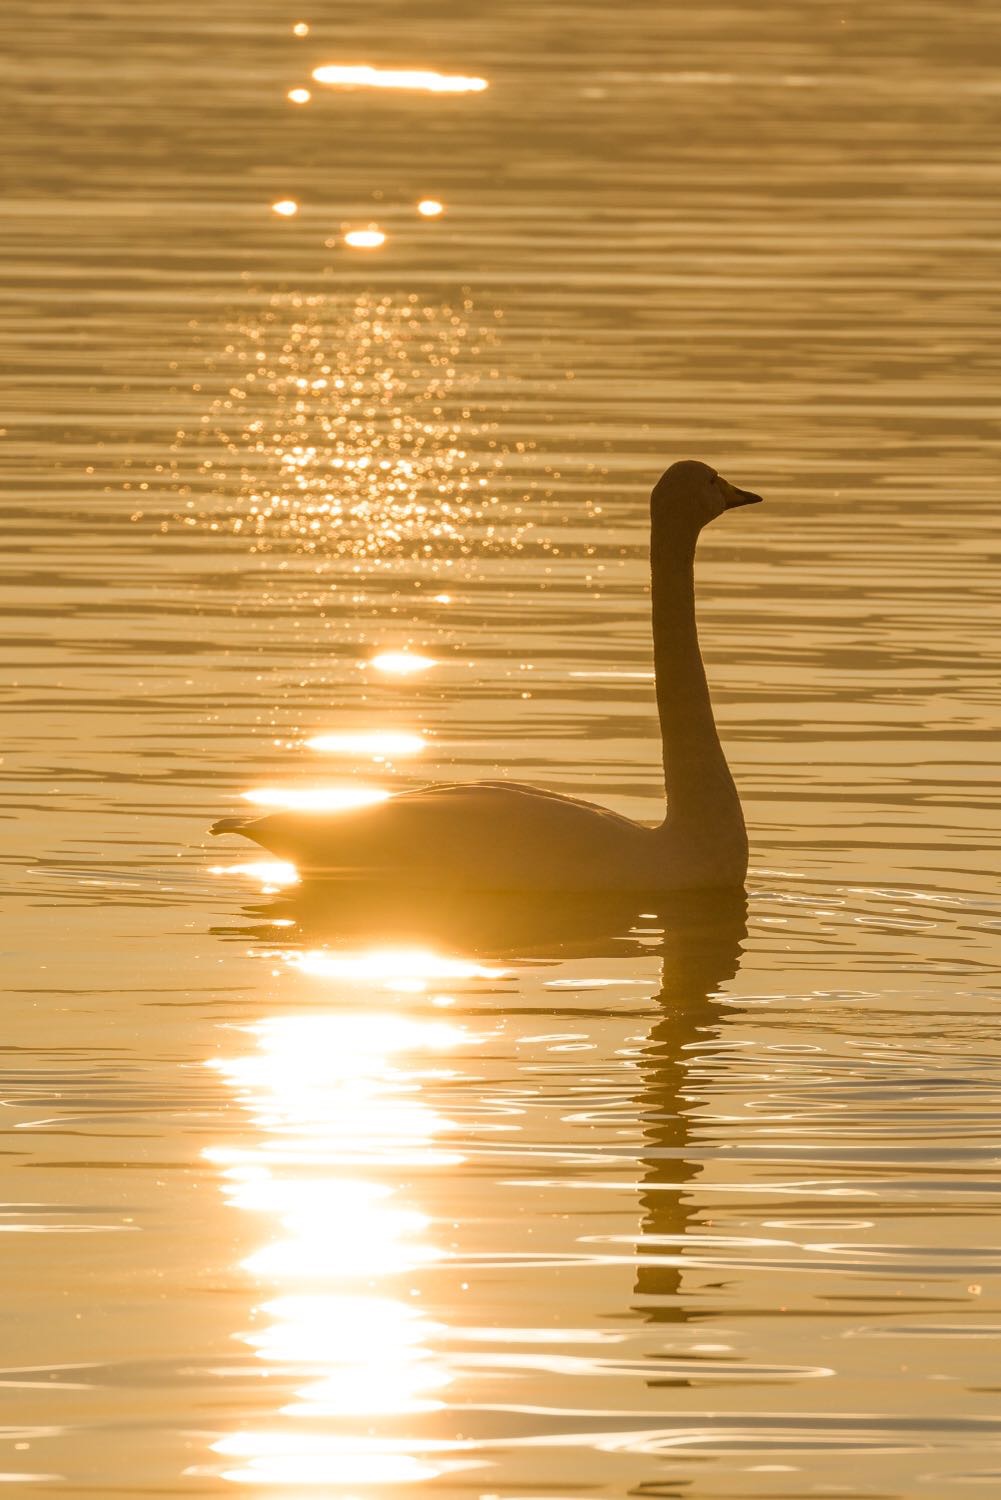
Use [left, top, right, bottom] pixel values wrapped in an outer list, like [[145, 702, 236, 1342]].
[[211, 460, 762, 891]]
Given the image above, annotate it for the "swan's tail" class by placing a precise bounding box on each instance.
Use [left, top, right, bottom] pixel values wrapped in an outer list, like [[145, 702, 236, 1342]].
[[211, 816, 251, 837]]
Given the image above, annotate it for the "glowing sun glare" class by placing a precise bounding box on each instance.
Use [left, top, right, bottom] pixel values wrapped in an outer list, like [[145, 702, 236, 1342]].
[[306, 730, 426, 756], [368, 652, 435, 676], [343, 227, 386, 249], [241, 787, 390, 811], [312, 64, 487, 94]]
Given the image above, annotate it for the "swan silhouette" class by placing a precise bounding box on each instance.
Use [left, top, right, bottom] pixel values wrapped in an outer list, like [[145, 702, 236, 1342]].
[[211, 460, 762, 891]]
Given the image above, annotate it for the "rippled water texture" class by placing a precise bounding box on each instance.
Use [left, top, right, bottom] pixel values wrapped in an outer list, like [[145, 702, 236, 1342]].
[[3, 1, 1001, 1495]]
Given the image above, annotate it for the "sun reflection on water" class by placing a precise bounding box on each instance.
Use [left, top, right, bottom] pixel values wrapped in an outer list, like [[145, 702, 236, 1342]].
[[241, 786, 390, 811], [342, 226, 387, 249], [210, 859, 300, 890], [312, 63, 488, 94], [291, 947, 505, 990], [163, 292, 524, 560], [212, 1429, 448, 1486], [206, 958, 495, 1490], [368, 650, 436, 675], [306, 729, 426, 756]]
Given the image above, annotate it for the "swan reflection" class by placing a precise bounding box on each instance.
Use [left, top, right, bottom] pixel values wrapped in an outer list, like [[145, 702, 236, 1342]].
[[631, 900, 745, 1344], [222, 877, 728, 958]]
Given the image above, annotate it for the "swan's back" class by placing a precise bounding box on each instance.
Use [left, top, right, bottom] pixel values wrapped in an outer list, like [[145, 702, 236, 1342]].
[[214, 780, 661, 892]]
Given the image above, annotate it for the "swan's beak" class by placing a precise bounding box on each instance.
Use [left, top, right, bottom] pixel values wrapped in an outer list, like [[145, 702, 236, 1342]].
[[721, 478, 763, 509]]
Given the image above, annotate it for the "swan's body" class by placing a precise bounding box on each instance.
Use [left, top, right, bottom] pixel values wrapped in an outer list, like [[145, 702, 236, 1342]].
[[212, 461, 762, 892], [214, 778, 742, 891]]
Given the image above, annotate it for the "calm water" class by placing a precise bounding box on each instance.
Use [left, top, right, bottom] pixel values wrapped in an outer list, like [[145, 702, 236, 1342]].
[[4, 2, 1001, 1495]]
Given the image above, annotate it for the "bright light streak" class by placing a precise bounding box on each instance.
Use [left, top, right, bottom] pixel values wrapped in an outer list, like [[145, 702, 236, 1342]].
[[343, 227, 386, 248], [312, 64, 487, 94], [212, 1429, 444, 1486], [241, 787, 390, 811], [205, 1000, 479, 1485], [291, 948, 505, 987], [210, 860, 300, 888], [368, 651, 435, 675], [246, 1294, 450, 1416], [271, 199, 298, 216], [306, 730, 426, 757]]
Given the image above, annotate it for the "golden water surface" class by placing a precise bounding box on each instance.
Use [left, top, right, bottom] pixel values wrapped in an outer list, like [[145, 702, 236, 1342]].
[[3, 1, 1000, 1496]]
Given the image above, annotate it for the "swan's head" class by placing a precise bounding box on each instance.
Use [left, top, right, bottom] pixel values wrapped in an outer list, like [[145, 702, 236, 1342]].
[[651, 460, 762, 532]]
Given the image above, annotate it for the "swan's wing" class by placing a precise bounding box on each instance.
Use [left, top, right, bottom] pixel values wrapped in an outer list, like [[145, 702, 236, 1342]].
[[393, 779, 639, 822], [211, 781, 648, 888]]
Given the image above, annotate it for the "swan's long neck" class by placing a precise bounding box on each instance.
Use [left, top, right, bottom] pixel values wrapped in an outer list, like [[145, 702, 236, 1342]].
[[651, 518, 746, 860]]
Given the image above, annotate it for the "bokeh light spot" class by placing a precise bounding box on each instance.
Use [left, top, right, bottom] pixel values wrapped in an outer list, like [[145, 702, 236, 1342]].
[[343, 228, 386, 249]]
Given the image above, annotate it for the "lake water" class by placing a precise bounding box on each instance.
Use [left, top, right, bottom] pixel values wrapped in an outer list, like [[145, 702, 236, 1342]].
[[3, 1, 1001, 1495]]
